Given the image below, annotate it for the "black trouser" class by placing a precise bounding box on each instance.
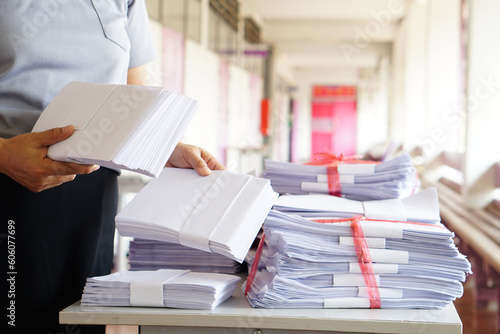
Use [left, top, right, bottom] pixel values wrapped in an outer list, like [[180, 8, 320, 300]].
[[0, 168, 118, 334]]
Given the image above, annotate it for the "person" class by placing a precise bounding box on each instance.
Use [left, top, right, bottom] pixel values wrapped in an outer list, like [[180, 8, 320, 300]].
[[0, 1, 223, 333]]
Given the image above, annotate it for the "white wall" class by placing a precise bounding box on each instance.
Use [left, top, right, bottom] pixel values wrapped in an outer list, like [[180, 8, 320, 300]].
[[402, 1, 427, 152], [295, 77, 313, 162], [420, 0, 461, 162], [182, 40, 264, 172], [387, 0, 499, 209], [464, 0, 500, 207], [270, 92, 291, 161], [227, 65, 251, 148], [146, 19, 164, 87], [389, 0, 462, 164], [274, 52, 296, 85], [182, 40, 220, 156], [389, 17, 406, 148], [357, 56, 390, 155]]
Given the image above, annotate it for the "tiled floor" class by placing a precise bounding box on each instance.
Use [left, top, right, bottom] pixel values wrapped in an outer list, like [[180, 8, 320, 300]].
[[454, 277, 498, 334]]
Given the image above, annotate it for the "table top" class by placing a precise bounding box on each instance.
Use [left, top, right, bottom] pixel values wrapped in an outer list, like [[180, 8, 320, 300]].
[[60, 285, 462, 334]]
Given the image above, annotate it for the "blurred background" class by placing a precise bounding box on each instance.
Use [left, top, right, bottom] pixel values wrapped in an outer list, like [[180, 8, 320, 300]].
[[130, 0, 500, 211], [112, 1, 500, 333]]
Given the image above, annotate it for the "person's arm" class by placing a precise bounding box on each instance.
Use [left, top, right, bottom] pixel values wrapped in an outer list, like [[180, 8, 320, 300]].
[[127, 64, 149, 86], [127, 66, 225, 175], [0, 125, 99, 192]]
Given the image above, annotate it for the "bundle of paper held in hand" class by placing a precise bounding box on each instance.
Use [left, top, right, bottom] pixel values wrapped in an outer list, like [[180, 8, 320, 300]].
[[128, 239, 241, 274], [261, 153, 420, 200], [81, 269, 240, 309], [116, 167, 279, 263], [32, 81, 198, 177], [243, 188, 472, 309]]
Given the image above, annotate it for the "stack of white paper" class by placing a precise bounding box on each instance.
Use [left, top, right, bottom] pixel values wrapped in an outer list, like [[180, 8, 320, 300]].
[[116, 168, 279, 263], [32, 81, 198, 177], [129, 239, 241, 273], [244, 207, 471, 309], [273, 187, 441, 224], [261, 154, 419, 200], [81, 269, 240, 309]]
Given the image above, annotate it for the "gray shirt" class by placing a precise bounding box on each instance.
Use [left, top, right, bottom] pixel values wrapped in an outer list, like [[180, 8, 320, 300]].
[[0, 0, 156, 138]]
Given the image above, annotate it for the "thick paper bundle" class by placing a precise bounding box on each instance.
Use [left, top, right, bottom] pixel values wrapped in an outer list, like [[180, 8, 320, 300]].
[[32, 81, 198, 177], [129, 239, 241, 273], [262, 154, 420, 200], [243, 192, 471, 309], [82, 269, 240, 309], [116, 168, 279, 263], [273, 187, 440, 223]]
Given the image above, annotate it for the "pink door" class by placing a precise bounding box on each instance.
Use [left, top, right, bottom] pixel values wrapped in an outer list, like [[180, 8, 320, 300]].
[[311, 86, 357, 157]]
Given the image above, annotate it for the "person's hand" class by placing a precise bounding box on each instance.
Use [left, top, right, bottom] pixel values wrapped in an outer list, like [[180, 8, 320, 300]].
[[165, 142, 225, 176], [0, 125, 100, 192]]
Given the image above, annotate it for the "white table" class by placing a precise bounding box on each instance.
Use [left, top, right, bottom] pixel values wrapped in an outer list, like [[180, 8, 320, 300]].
[[60, 286, 462, 334]]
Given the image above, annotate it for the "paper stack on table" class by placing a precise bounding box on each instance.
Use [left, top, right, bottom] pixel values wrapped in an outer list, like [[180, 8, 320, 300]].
[[116, 168, 279, 263], [243, 190, 471, 309], [261, 154, 419, 200], [129, 239, 241, 273], [32, 81, 198, 177], [81, 269, 240, 309]]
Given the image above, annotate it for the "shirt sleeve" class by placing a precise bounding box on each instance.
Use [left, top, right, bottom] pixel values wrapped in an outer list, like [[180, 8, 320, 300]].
[[126, 0, 157, 68]]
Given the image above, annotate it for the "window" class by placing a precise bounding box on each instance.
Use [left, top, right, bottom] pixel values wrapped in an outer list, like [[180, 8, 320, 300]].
[[186, 0, 201, 42], [208, 0, 238, 63], [145, 0, 201, 43], [208, 5, 219, 52], [161, 0, 185, 33]]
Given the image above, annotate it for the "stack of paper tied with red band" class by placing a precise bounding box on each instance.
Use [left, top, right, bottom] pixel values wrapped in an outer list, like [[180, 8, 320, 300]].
[[261, 154, 419, 200], [243, 188, 471, 309]]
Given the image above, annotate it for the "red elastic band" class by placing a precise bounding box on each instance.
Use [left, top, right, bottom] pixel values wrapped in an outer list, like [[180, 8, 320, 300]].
[[305, 152, 380, 197], [327, 164, 342, 197], [350, 216, 381, 308], [304, 152, 379, 166], [247, 216, 439, 307], [312, 217, 446, 230], [304, 152, 345, 166], [411, 171, 420, 195], [244, 232, 266, 296]]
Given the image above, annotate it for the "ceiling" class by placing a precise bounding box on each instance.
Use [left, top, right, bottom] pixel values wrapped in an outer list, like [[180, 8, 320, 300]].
[[239, 0, 407, 81]]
